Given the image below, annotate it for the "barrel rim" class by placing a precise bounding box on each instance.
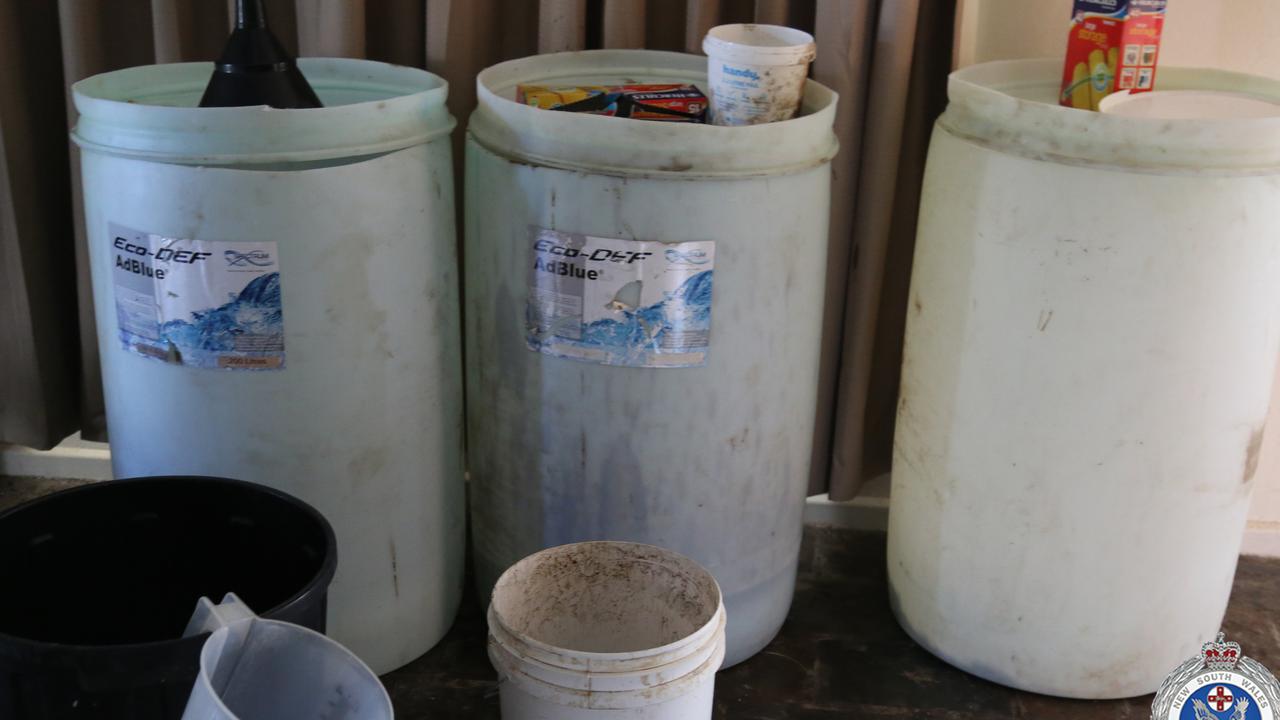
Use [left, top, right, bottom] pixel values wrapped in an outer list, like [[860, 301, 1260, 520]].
[[943, 58, 1280, 172], [71, 58, 455, 165], [0, 475, 338, 663], [470, 49, 839, 178]]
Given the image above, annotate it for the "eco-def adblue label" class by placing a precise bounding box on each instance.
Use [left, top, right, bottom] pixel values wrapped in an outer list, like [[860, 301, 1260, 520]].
[[109, 222, 285, 370], [525, 227, 715, 368]]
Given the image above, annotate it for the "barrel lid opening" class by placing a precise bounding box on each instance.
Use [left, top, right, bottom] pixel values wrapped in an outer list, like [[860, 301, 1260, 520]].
[[470, 50, 839, 178], [71, 58, 455, 165], [942, 58, 1280, 171]]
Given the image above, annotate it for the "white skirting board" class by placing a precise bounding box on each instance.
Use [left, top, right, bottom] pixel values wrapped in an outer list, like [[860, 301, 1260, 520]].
[[802, 473, 891, 532], [0, 434, 112, 481], [1241, 520, 1280, 557], [4, 439, 1278, 558], [801, 473, 1280, 559]]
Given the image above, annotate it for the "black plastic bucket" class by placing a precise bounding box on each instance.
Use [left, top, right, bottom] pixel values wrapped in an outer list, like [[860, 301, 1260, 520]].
[[0, 476, 337, 719]]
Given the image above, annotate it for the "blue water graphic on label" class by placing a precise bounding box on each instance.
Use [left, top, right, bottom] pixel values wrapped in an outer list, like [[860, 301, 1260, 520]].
[[525, 228, 715, 368], [573, 271, 712, 363], [160, 273, 283, 352]]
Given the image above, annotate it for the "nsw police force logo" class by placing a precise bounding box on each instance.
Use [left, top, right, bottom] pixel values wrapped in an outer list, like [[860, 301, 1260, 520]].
[[1152, 633, 1280, 720]]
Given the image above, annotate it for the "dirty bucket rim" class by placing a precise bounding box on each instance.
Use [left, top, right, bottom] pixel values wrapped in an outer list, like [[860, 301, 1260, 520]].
[[190, 616, 391, 719], [487, 612, 726, 709], [486, 601, 726, 678], [488, 540, 724, 664], [487, 604, 726, 690], [0, 475, 338, 657]]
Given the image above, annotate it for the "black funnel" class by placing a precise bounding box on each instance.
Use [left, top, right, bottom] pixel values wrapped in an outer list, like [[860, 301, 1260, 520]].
[[199, 0, 322, 108]]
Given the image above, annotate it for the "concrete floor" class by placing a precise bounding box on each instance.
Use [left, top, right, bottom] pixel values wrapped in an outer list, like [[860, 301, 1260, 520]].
[[385, 525, 1280, 719], [3, 475, 1279, 718]]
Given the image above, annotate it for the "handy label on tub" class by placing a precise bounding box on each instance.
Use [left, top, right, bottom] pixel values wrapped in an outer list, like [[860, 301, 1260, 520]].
[[526, 227, 715, 368], [109, 223, 285, 370]]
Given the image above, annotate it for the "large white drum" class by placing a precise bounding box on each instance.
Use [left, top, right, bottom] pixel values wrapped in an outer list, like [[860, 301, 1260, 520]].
[[464, 50, 837, 666], [889, 59, 1280, 698], [72, 59, 465, 673]]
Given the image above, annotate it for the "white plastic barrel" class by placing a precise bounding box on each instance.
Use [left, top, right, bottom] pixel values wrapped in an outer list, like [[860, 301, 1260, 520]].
[[71, 59, 464, 674], [464, 50, 837, 666], [889, 59, 1280, 698], [488, 542, 726, 720]]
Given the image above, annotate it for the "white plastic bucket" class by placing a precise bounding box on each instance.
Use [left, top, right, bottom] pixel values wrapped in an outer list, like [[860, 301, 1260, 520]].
[[464, 50, 837, 667], [1100, 88, 1280, 118], [702, 24, 816, 125], [71, 58, 465, 674], [182, 594, 392, 720], [487, 542, 726, 719], [889, 59, 1280, 698]]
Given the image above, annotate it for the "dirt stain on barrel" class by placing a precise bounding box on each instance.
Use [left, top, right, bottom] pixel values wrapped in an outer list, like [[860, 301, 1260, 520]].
[[347, 446, 388, 481], [1244, 424, 1266, 484], [390, 539, 400, 597], [1037, 309, 1053, 332]]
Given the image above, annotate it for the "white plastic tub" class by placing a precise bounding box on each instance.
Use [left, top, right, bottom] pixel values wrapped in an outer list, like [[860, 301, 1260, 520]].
[[71, 58, 464, 674], [464, 50, 837, 666], [702, 24, 816, 125], [889, 59, 1280, 698], [488, 542, 726, 719]]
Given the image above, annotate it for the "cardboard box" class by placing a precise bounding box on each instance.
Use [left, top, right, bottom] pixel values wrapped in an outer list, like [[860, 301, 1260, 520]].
[[1060, 0, 1167, 110], [517, 84, 708, 123]]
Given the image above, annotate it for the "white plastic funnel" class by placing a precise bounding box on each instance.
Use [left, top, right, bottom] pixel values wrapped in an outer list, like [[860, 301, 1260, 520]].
[[181, 594, 392, 720]]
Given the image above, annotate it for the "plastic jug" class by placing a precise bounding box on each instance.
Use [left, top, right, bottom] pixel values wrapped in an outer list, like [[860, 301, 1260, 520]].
[[181, 594, 392, 720]]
